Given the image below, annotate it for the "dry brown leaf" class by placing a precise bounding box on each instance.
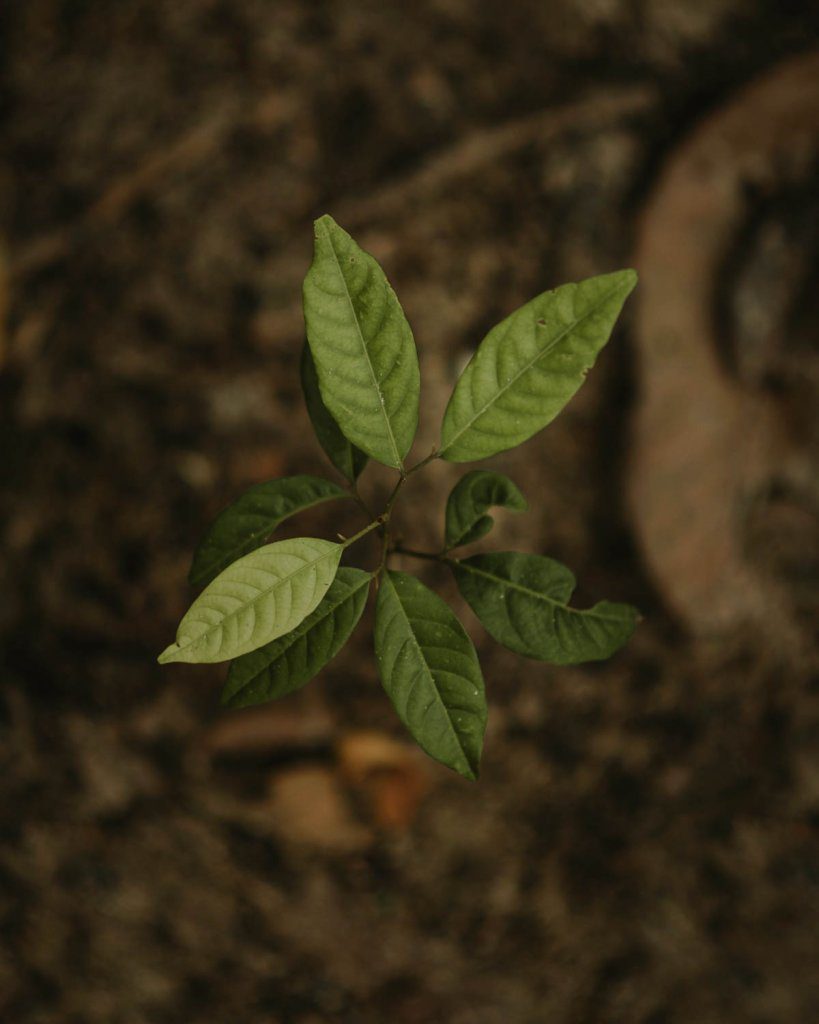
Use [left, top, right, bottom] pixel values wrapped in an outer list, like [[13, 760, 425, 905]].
[[203, 703, 334, 756], [337, 730, 432, 832], [267, 766, 371, 852]]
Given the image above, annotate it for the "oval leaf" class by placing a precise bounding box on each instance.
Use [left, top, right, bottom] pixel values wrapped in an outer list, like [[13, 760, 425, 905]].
[[303, 214, 420, 469], [374, 570, 486, 780], [445, 470, 527, 551], [159, 538, 342, 665], [189, 475, 349, 587], [300, 341, 368, 483], [439, 270, 637, 462], [221, 567, 372, 709], [451, 551, 638, 664]]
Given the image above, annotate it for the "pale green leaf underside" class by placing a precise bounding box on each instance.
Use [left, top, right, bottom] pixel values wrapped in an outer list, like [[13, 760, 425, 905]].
[[374, 570, 486, 780], [188, 475, 349, 587], [159, 538, 342, 665], [221, 567, 371, 709], [303, 215, 420, 469], [444, 469, 527, 551], [451, 551, 638, 664], [439, 270, 637, 462], [300, 342, 368, 483]]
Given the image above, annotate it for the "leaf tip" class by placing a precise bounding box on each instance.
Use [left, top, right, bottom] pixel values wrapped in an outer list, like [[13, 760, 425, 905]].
[[157, 643, 181, 665], [219, 685, 240, 708], [313, 212, 337, 235]]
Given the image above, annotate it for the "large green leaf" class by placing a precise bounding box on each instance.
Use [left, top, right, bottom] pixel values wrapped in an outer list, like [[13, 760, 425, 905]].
[[444, 470, 527, 551], [221, 567, 372, 709], [189, 475, 349, 587], [302, 215, 420, 470], [159, 538, 342, 665], [374, 570, 486, 780], [300, 342, 368, 483], [451, 551, 638, 664], [439, 270, 637, 462]]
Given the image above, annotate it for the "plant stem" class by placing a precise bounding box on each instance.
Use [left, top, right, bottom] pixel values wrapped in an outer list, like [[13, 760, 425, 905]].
[[342, 516, 387, 550], [383, 447, 439, 522], [383, 476, 404, 516], [405, 448, 440, 477], [377, 525, 391, 578], [391, 543, 451, 564], [366, 449, 441, 579], [376, 482, 404, 580]]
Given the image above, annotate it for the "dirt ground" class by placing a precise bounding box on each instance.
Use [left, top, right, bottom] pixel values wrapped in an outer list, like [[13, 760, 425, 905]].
[[2, 2, 819, 1022]]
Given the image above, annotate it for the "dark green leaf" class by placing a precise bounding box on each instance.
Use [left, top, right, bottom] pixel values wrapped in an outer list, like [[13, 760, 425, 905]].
[[189, 475, 349, 587], [303, 214, 420, 469], [300, 341, 368, 483], [221, 567, 372, 708], [159, 538, 342, 664], [374, 570, 486, 780], [439, 270, 637, 462], [444, 470, 527, 551], [451, 551, 638, 664]]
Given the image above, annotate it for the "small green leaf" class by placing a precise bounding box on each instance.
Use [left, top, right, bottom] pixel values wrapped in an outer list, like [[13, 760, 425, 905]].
[[303, 214, 420, 470], [159, 538, 342, 665], [451, 551, 638, 664], [188, 475, 349, 587], [439, 270, 637, 462], [300, 342, 368, 483], [374, 570, 486, 780], [221, 567, 371, 709], [444, 470, 527, 551]]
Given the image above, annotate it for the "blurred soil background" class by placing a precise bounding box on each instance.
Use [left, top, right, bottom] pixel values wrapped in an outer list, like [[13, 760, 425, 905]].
[[1, 2, 819, 1022]]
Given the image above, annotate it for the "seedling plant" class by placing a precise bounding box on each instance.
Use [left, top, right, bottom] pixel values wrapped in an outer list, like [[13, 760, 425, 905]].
[[159, 216, 638, 780]]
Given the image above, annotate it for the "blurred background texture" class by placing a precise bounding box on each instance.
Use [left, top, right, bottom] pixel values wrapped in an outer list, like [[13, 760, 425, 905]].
[[1, 2, 818, 1022]]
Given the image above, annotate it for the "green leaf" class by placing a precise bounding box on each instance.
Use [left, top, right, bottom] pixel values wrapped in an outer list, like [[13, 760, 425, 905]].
[[300, 342, 368, 483], [303, 214, 420, 470], [444, 470, 527, 551], [188, 475, 349, 587], [451, 551, 638, 665], [439, 270, 637, 462], [221, 567, 371, 709], [159, 538, 343, 665], [374, 570, 486, 780]]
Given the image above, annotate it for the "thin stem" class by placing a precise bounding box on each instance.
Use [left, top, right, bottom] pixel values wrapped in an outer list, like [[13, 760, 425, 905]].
[[376, 481, 403, 581], [377, 525, 391, 578], [341, 515, 386, 550], [384, 475, 405, 515], [391, 543, 450, 565], [382, 447, 439, 522], [405, 448, 440, 477], [368, 448, 440, 580]]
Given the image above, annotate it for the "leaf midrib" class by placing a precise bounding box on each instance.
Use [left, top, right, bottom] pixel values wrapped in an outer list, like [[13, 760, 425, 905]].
[[321, 220, 403, 470], [179, 543, 339, 653], [453, 559, 629, 623], [440, 281, 629, 455], [384, 575, 472, 771]]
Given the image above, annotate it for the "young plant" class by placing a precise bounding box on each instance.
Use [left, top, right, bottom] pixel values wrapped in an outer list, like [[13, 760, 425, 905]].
[[159, 215, 639, 780]]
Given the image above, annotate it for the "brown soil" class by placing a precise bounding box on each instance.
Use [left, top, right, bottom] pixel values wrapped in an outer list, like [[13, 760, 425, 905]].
[[2, 3, 818, 1022]]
